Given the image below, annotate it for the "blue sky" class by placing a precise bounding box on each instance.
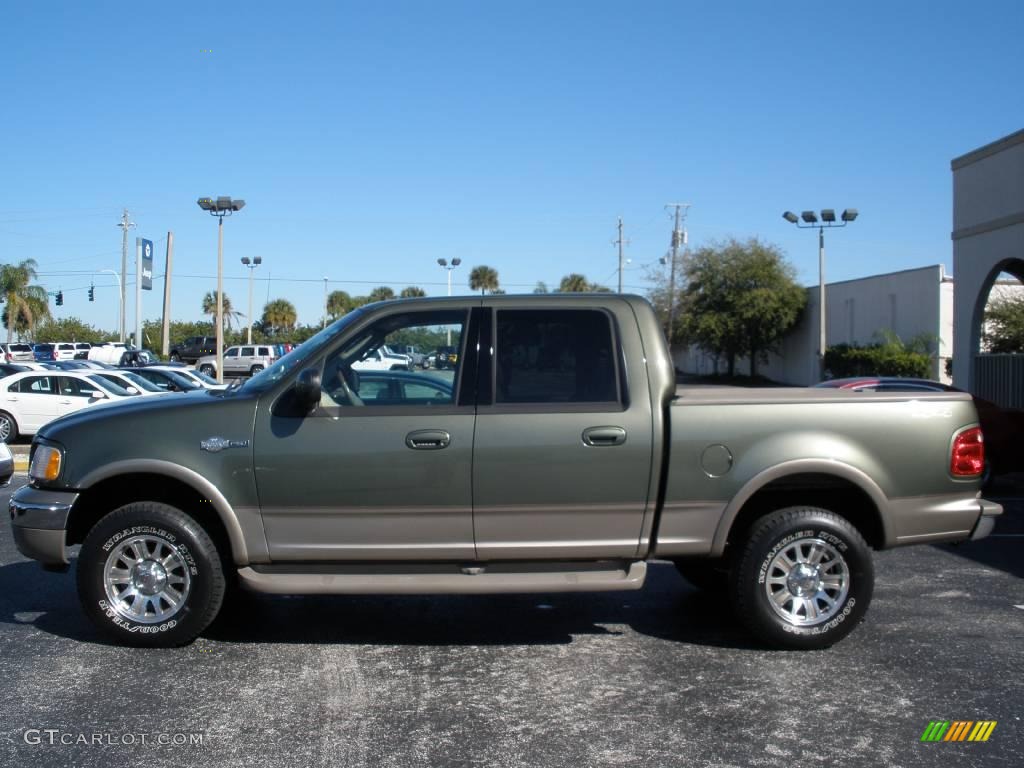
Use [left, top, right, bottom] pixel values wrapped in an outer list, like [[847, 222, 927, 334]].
[[2, 1, 1022, 332]]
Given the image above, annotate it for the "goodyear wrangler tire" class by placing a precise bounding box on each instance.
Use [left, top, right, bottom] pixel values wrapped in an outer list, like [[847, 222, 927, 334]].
[[732, 507, 873, 650], [77, 502, 226, 647]]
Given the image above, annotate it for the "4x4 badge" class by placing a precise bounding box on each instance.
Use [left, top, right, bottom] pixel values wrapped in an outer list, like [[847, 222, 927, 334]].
[[200, 437, 250, 453]]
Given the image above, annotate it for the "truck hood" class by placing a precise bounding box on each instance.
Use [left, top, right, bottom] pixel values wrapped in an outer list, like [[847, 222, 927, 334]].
[[37, 389, 261, 489]]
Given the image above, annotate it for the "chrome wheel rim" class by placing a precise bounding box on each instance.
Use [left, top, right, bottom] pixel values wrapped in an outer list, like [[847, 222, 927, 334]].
[[103, 535, 192, 624], [0, 416, 10, 441], [764, 537, 849, 626]]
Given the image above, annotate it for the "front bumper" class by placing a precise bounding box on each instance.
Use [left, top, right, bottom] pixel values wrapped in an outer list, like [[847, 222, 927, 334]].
[[9, 485, 79, 567]]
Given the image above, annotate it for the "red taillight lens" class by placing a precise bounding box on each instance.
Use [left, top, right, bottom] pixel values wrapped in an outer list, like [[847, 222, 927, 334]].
[[951, 427, 984, 477]]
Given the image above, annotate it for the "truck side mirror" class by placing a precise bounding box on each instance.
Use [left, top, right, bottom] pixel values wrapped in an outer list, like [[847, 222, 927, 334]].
[[295, 367, 322, 410]]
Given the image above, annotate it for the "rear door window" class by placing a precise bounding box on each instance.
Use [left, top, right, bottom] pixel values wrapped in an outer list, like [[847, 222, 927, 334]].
[[494, 310, 620, 404]]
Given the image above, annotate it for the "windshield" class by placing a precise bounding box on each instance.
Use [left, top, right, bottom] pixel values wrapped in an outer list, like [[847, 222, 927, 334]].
[[112, 371, 164, 393], [238, 309, 367, 395], [87, 375, 135, 397], [188, 369, 220, 386]]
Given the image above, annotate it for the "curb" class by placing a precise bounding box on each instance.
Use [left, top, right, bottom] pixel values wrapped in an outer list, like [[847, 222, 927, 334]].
[[14, 458, 28, 471]]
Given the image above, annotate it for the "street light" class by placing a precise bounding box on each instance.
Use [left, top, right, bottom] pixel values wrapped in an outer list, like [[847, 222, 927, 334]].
[[241, 256, 262, 344], [437, 258, 462, 296], [782, 207, 858, 381], [197, 196, 245, 383], [437, 258, 461, 344]]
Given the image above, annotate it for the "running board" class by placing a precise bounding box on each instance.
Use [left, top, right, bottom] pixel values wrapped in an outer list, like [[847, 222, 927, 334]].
[[237, 561, 647, 595]]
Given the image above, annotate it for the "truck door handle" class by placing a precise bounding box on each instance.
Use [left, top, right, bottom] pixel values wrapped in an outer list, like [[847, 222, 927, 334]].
[[405, 429, 451, 450], [582, 426, 627, 447]]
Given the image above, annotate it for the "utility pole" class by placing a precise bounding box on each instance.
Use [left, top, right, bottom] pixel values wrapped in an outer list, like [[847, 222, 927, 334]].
[[116, 209, 135, 342], [665, 203, 690, 344], [161, 232, 174, 357], [613, 217, 629, 293]]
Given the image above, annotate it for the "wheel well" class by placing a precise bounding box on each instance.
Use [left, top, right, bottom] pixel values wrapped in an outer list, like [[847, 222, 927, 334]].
[[67, 473, 234, 560], [725, 473, 885, 551]]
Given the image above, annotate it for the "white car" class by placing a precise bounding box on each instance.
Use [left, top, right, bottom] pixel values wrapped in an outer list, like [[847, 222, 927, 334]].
[[90, 370, 168, 397], [352, 348, 410, 372], [0, 370, 133, 443], [54, 342, 77, 361]]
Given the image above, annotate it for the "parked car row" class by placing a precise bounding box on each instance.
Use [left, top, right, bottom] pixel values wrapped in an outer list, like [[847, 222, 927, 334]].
[[0, 358, 233, 443]]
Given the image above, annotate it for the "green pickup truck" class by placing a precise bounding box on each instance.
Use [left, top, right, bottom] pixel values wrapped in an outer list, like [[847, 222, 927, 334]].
[[9, 295, 1001, 649]]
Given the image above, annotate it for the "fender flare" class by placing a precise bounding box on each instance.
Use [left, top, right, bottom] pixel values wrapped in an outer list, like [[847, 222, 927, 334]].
[[710, 458, 892, 555], [77, 459, 251, 564]]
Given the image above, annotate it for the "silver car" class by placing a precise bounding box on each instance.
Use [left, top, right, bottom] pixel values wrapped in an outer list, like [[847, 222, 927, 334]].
[[195, 344, 277, 377]]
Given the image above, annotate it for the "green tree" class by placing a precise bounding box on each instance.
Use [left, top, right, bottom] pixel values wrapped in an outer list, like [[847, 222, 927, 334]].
[[261, 298, 298, 336], [533, 281, 549, 294], [33, 317, 106, 344], [201, 291, 244, 330], [468, 265, 499, 295], [400, 286, 427, 298], [0, 259, 50, 343], [674, 238, 806, 377], [983, 294, 1024, 353], [368, 286, 395, 303], [326, 290, 354, 319]]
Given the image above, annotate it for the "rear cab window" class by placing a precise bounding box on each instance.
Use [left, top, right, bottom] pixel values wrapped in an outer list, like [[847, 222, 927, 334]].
[[493, 309, 622, 406]]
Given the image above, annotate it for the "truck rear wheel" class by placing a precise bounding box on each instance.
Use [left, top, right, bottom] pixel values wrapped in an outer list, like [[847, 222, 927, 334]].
[[76, 502, 226, 647], [732, 507, 873, 650]]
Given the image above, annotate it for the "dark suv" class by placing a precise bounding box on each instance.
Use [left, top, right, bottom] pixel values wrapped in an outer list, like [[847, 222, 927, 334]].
[[169, 336, 218, 364], [433, 346, 459, 370]]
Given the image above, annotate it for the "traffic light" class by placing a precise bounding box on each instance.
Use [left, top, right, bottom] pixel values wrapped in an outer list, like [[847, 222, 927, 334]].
[[55, 291, 63, 306], [88, 285, 95, 302]]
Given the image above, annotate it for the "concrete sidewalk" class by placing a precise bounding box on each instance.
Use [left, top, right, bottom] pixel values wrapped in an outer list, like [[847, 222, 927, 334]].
[[8, 444, 28, 472]]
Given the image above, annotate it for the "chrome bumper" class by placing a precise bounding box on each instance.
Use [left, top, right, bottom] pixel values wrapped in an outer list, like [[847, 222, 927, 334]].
[[970, 498, 1003, 541], [9, 485, 79, 567]]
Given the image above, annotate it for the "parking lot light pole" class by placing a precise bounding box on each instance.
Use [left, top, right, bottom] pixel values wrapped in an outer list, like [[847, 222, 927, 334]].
[[198, 196, 245, 383], [437, 258, 461, 345], [241, 256, 262, 344], [782, 208, 858, 381]]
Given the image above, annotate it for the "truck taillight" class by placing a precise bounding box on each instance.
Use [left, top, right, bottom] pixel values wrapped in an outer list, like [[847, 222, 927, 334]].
[[950, 427, 984, 477]]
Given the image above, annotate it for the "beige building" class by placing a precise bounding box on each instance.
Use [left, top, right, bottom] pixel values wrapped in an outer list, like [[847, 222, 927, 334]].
[[678, 264, 955, 386], [951, 128, 1024, 408]]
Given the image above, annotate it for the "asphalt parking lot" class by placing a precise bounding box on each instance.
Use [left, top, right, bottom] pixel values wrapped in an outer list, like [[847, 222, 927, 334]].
[[0, 477, 1021, 768]]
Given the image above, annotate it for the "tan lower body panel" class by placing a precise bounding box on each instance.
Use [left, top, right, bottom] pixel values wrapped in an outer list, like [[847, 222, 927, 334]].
[[237, 561, 647, 594]]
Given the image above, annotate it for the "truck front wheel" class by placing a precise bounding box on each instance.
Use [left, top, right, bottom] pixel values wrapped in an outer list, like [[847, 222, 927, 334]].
[[732, 507, 873, 650], [76, 502, 226, 647]]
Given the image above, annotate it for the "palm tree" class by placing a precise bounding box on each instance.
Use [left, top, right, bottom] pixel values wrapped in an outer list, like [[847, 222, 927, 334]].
[[400, 286, 426, 298], [261, 298, 297, 336], [469, 265, 499, 295], [559, 273, 591, 292], [558, 273, 609, 293], [326, 290, 353, 319], [202, 291, 244, 330], [0, 260, 50, 343], [368, 286, 395, 303]]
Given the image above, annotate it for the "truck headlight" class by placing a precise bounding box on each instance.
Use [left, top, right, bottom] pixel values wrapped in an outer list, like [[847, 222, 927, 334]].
[[29, 445, 63, 483]]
